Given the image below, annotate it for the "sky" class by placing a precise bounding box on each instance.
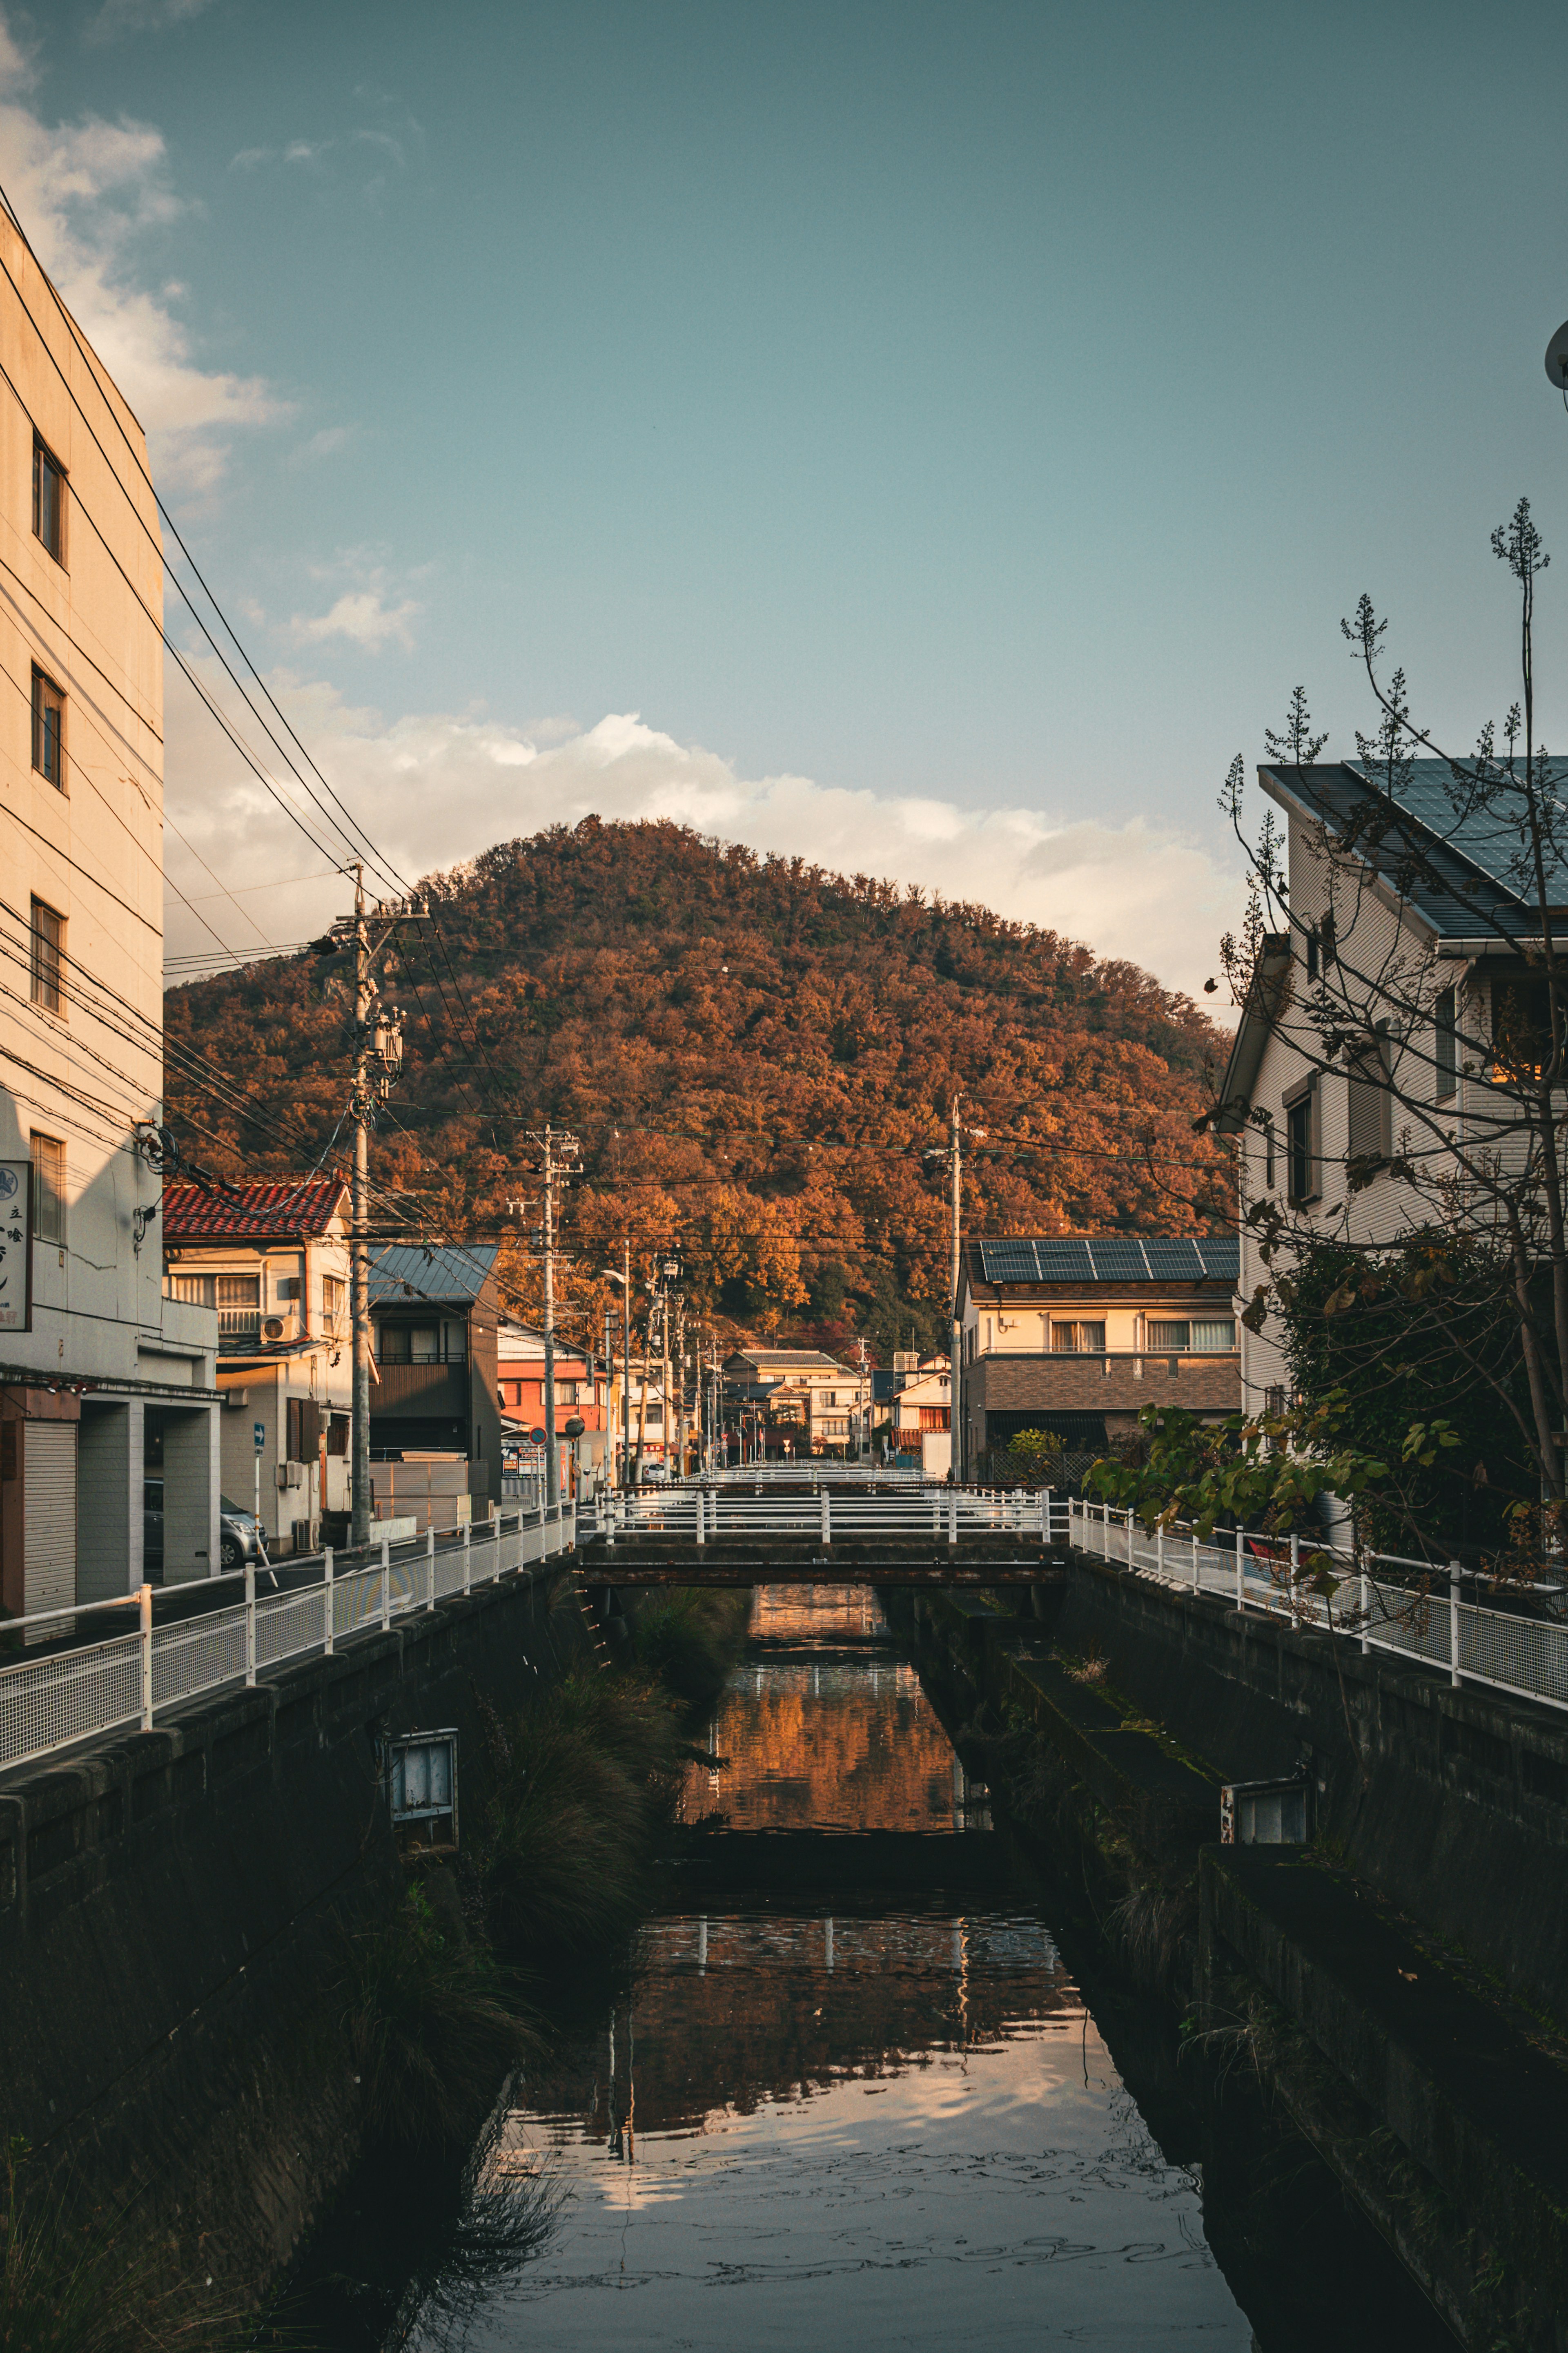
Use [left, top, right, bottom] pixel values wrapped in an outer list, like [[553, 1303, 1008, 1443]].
[[9, 0, 1568, 996]]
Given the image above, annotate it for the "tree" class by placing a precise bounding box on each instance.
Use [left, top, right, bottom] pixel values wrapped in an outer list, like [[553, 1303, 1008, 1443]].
[[1215, 498, 1568, 1558]]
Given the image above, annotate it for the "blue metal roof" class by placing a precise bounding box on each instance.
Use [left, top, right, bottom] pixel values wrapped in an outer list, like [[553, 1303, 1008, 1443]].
[[370, 1243, 498, 1307], [976, 1236, 1237, 1285], [1261, 760, 1568, 936]]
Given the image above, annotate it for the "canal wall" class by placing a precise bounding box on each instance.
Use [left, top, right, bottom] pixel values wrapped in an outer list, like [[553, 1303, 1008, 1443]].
[[0, 1562, 595, 2303], [893, 1563, 1568, 2353]]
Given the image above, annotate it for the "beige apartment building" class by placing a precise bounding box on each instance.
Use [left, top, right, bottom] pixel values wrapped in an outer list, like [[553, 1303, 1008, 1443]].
[[163, 1179, 352, 1555], [0, 207, 219, 1622]]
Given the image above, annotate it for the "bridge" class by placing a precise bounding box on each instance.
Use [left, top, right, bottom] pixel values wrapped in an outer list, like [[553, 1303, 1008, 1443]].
[[580, 1475, 1069, 1585]]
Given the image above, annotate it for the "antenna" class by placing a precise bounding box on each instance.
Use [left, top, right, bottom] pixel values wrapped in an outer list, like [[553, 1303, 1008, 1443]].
[[1546, 321, 1568, 406]]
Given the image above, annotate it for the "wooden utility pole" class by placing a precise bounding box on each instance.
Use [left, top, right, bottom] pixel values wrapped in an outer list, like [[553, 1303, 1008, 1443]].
[[949, 1095, 964, 1484]]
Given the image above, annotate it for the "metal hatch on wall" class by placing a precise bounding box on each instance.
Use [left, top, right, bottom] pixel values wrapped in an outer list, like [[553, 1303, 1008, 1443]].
[[385, 1728, 459, 1849]]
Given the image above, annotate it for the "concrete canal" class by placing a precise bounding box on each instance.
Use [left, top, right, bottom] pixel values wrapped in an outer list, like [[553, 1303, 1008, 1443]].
[[306, 1582, 1454, 2352]]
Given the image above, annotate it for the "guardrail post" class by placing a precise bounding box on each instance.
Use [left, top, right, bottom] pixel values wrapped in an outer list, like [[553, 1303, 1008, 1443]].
[[695, 1488, 706, 1547], [1156, 1520, 1164, 1581], [1235, 1530, 1245, 1613], [1449, 1560, 1462, 1687], [139, 1581, 153, 1729], [947, 1490, 958, 1551], [821, 1489, 830, 1544], [324, 1548, 334, 1655], [380, 1537, 391, 1631], [1360, 1561, 1370, 1653], [1126, 1509, 1134, 1569], [244, 1561, 256, 1687], [1191, 1526, 1200, 1592], [1041, 1487, 1050, 1544], [1289, 1530, 1300, 1616], [462, 1522, 471, 1595], [426, 1526, 436, 1610]]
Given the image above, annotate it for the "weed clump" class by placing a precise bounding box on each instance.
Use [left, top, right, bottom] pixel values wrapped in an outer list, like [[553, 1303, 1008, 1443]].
[[629, 1588, 752, 1715], [339, 1884, 538, 2153]]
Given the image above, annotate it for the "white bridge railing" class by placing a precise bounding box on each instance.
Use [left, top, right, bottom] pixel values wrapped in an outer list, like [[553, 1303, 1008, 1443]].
[[1068, 1497, 1568, 1716], [592, 1485, 1073, 1546], [0, 1503, 577, 1778]]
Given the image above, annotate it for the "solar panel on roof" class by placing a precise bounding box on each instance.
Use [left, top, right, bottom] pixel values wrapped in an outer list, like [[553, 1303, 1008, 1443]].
[[1196, 1237, 1240, 1280], [979, 1241, 1040, 1284], [1143, 1238, 1205, 1280], [1032, 1239, 1094, 1281], [1087, 1239, 1149, 1280]]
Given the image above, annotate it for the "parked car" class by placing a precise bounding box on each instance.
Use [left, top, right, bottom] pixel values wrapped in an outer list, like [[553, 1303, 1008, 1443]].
[[141, 1483, 270, 1581]]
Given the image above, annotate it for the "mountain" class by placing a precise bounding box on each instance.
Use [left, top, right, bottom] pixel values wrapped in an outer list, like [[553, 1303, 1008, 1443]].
[[163, 818, 1233, 1351]]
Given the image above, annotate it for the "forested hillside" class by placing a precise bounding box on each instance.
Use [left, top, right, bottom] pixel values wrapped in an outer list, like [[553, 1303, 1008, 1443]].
[[164, 819, 1233, 1351]]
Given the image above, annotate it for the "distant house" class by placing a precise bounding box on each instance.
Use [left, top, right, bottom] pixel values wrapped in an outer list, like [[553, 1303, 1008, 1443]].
[[163, 1177, 351, 1557], [370, 1245, 503, 1510], [956, 1235, 1241, 1469], [722, 1347, 861, 1455], [496, 1318, 610, 1489]]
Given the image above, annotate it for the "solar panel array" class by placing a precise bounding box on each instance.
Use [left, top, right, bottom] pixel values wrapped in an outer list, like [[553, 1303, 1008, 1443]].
[[977, 1236, 1238, 1285]]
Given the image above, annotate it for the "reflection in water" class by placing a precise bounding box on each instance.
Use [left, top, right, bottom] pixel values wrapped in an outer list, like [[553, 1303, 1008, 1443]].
[[403, 1584, 1253, 2349]]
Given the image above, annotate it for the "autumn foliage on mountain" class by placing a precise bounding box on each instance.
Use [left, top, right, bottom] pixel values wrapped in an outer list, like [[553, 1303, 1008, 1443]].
[[163, 819, 1234, 1351]]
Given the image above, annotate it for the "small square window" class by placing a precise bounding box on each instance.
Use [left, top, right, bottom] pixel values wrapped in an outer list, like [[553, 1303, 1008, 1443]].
[[29, 899, 63, 1017], [33, 441, 64, 564], [31, 669, 65, 790], [30, 1133, 65, 1245]]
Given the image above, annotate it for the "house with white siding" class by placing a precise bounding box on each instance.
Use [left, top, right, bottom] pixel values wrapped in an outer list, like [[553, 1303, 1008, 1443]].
[[1211, 758, 1562, 1419]]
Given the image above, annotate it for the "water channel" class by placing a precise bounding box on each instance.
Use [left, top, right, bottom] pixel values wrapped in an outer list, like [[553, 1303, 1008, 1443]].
[[325, 1585, 1457, 2351]]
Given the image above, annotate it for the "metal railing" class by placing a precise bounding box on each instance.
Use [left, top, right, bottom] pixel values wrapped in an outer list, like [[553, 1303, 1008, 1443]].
[[1067, 1497, 1568, 1716], [0, 1503, 578, 1778], [691, 1463, 931, 1488], [592, 1485, 1073, 1546]]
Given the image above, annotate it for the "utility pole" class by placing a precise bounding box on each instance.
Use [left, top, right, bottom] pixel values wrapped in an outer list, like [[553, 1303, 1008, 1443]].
[[529, 1124, 579, 1514], [949, 1095, 964, 1485], [318, 866, 419, 1549], [857, 1334, 870, 1463], [621, 1239, 632, 1488]]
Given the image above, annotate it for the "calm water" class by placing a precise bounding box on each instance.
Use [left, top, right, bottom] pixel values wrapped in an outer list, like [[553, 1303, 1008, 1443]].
[[383, 1584, 1453, 2353]]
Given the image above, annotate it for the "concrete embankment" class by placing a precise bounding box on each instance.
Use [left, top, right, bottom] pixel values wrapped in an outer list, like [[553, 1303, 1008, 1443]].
[[892, 1559, 1568, 2353], [0, 1560, 595, 2303]]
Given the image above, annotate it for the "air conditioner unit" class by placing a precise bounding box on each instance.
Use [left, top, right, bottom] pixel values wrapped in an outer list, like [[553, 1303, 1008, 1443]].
[[276, 1461, 304, 1490], [263, 1315, 288, 1342]]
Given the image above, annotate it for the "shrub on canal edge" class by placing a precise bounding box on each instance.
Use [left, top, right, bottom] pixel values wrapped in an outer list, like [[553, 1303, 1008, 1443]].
[[339, 1882, 540, 2155], [629, 1588, 752, 1715], [0, 2136, 253, 2353]]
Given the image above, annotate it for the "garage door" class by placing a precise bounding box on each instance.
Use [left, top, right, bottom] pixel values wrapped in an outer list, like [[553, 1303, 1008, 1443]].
[[25, 1420, 77, 1630]]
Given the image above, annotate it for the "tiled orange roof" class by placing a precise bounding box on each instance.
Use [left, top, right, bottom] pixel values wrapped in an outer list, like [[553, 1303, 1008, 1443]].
[[163, 1177, 348, 1243]]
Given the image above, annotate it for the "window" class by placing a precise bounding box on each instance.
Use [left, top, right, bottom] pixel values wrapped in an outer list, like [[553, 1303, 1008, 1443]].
[[1347, 1031, 1391, 1162], [167, 1273, 216, 1307], [29, 1133, 64, 1245], [1305, 930, 1319, 981], [31, 669, 64, 790], [554, 1381, 577, 1405], [410, 1325, 440, 1363], [1264, 1384, 1287, 1418], [29, 898, 63, 1016], [1492, 975, 1553, 1084], [323, 1275, 346, 1324], [326, 1414, 349, 1458], [217, 1271, 260, 1338], [1051, 1320, 1107, 1353], [1434, 986, 1458, 1100], [1192, 1318, 1237, 1350], [1147, 1319, 1190, 1351], [1263, 1113, 1276, 1189], [1285, 1079, 1319, 1203], [33, 440, 64, 563]]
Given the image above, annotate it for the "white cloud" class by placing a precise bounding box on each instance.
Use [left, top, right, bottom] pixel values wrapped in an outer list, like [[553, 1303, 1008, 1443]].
[[83, 0, 212, 40], [289, 590, 421, 654], [163, 684, 1243, 1000], [0, 11, 280, 490]]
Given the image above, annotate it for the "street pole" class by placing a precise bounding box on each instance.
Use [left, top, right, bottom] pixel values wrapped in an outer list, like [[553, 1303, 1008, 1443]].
[[949, 1094, 964, 1486], [542, 1127, 557, 1514], [621, 1239, 632, 1488], [351, 866, 372, 1548]]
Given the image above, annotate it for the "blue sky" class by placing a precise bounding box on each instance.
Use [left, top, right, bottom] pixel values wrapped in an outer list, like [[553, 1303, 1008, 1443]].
[[11, 0, 1568, 990]]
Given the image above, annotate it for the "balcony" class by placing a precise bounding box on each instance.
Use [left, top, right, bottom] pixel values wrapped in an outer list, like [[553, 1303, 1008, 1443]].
[[370, 1362, 471, 1418]]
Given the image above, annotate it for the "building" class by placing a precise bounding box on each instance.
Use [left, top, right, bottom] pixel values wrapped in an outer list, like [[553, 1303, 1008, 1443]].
[[890, 1361, 951, 1452], [0, 206, 220, 1620], [496, 1319, 609, 1491], [162, 1178, 351, 1556], [722, 1347, 859, 1455], [1210, 756, 1561, 1422], [369, 1244, 503, 1512], [957, 1236, 1241, 1468]]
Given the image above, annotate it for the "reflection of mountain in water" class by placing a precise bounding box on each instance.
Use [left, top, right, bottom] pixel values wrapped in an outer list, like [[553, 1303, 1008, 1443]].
[[530, 1906, 1083, 2146], [681, 1584, 960, 1832]]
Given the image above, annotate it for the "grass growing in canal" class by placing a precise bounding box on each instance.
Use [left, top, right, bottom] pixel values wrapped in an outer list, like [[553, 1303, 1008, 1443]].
[[629, 1586, 752, 1713], [339, 1882, 539, 2155], [0, 2135, 252, 2352]]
